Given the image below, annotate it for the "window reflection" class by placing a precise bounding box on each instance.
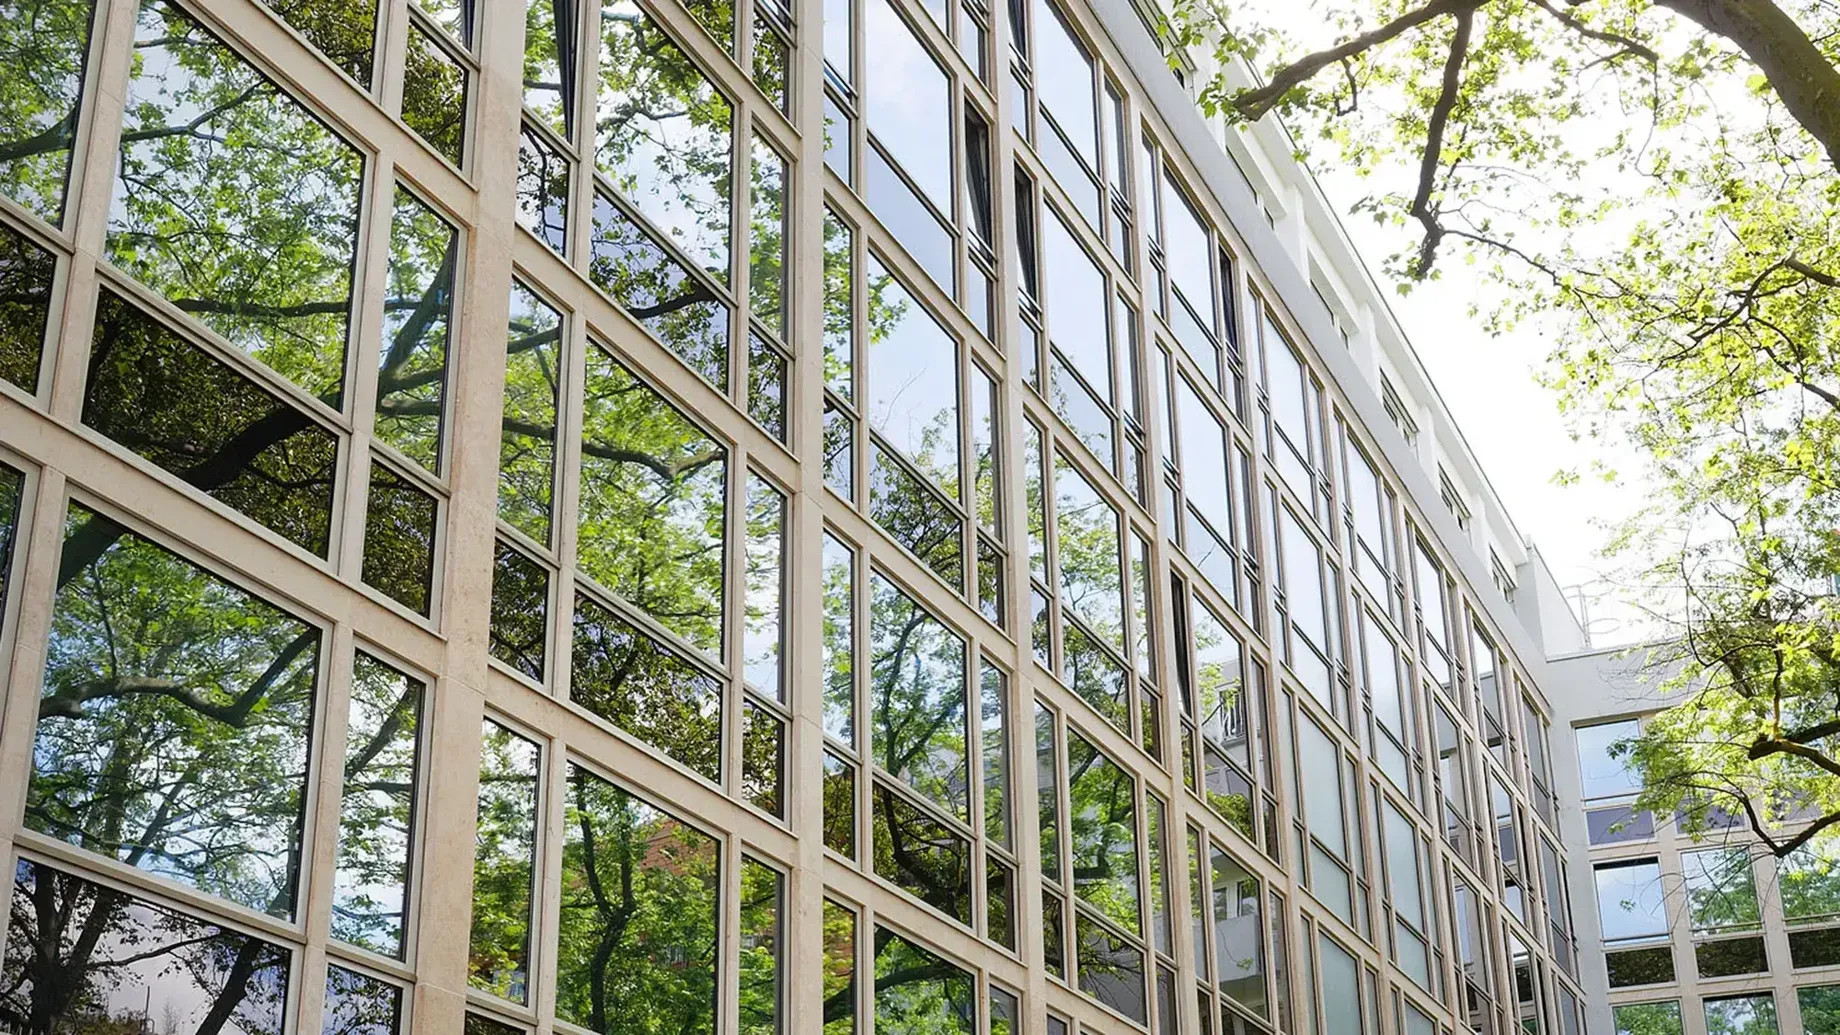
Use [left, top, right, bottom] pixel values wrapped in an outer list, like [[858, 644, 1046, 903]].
[[864, 0, 951, 211], [0, 0, 95, 224], [570, 590, 723, 782], [32, 502, 318, 916], [361, 458, 438, 615], [263, 0, 378, 87], [873, 927, 975, 1032], [470, 720, 540, 1003], [558, 764, 719, 1035], [322, 965, 402, 1035], [872, 781, 972, 924], [865, 256, 958, 492], [403, 20, 468, 167], [589, 189, 730, 388], [1067, 729, 1139, 932], [333, 652, 422, 957], [0, 218, 55, 391], [578, 340, 727, 655], [499, 282, 562, 545], [110, 1, 363, 402], [596, 1, 733, 281], [1, 859, 290, 1035], [377, 187, 457, 474], [870, 572, 968, 819]]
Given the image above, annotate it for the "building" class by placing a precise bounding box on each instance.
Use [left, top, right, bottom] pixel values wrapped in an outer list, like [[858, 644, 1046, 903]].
[[0, 0, 1602, 1034], [1549, 645, 1840, 1035]]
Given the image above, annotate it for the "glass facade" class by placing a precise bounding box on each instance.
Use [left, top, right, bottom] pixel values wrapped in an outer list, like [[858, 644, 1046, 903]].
[[0, 1, 1581, 1034]]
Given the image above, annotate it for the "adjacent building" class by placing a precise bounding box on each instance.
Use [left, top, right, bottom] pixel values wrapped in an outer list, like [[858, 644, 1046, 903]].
[[0, 0, 1607, 1034]]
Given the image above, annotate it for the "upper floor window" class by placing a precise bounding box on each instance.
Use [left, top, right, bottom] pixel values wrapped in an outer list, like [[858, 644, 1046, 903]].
[[1491, 549, 1516, 603], [1439, 468, 1472, 531], [1594, 859, 1667, 943], [1381, 374, 1419, 446], [1575, 719, 1641, 800]]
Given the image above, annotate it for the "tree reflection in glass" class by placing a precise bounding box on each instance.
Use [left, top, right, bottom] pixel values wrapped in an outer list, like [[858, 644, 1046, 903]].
[[30, 502, 318, 917], [589, 190, 730, 388], [470, 720, 539, 1003], [864, 257, 958, 494], [870, 572, 967, 819], [557, 764, 719, 1035], [0, 859, 290, 1035], [261, 0, 378, 86], [871, 781, 971, 924], [109, 1, 363, 402], [332, 652, 422, 958], [322, 964, 402, 1035], [596, 0, 733, 281], [403, 21, 466, 167], [570, 591, 723, 782], [1067, 729, 1140, 933], [739, 858, 782, 1035], [577, 340, 726, 655], [873, 927, 975, 1035], [500, 282, 561, 545], [0, 0, 95, 224], [376, 187, 457, 474], [0, 219, 55, 391]]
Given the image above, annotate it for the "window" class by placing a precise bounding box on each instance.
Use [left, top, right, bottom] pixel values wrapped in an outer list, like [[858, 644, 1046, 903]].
[[1682, 848, 1759, 933], [1490, 549, 1516, 603], [874, 929, 975, 1034], [1438, 469, 1471, 531], [31, 502, 320, 917], [1575, 719, 1642, 799], [1701, 995, 1778, 1035], [470, 720, 541, 1002], [0, 219, 54, 392], [1797, 986, 1840, 1035], [1781, 843, 1840, 924], [1381, 375, 1419, 445], [1613, 1002, 1682, 1035], [334, 652, 425, 957], [1594, 860, 1667, 943]]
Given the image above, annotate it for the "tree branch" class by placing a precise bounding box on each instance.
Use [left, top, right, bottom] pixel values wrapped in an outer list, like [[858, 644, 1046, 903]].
[[1408, 3, 1477, 278], [1231, 0, 1485, 121]]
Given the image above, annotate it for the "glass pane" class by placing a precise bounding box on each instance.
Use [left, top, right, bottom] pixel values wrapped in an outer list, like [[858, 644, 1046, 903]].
[[0, 464, 19, 620], [522, 0, 573, 137], [1318, 934, 1360, 1035], [823, 210, 854, 399], [361, 459, 437, 615], [1575, 719, 1641, 799], [588, 190, 731, 388], [740, 858, 782, 1034], [743, 698, 785, 817], [1682, 848, 1759, 933], [333, 652, 423, 957], [469, 720, 540, 1002], [1781, 842, 1840, 922], [822, 532, 856, 744], [1067, 730, 1140, 933], [558, 764, 719, 1034], [0, 219, 54, 391], [874, 926, 975, 1033], [865, 257, 959, 492], [0, 0, 94, 223], [987, 856, 1015, 948], [33, 502, 318, 915], [748, 332, 787, 440], [990, 986, 1020, 1035], [863, 0, 950, 210], [1213, 844, 1266, 1016], [516, 122, 569, 252], [570, 591, 723, 782], [489, 539, 548, 680], [403, 21, 467, 166], [824, 751, 857, 857], [1193, 599, 1247, 777], [1055, 451, 1125, 655], [83, 289, 338, 556], [981, 661, 1010, 846], [1044, 207, 1109, 388], [2, 859, 290, 1035], [868, 441, 964, 591], [111, 1, 362, 400], [750, 136, 787, 339], [1612, 1002, 1682, 1035], [1798, 987, 1840, 1035], [1033, 0, 1094, 165], [1038, 704, 1061, 882], [1701, 995, 1777, 1035], [578, 340, 726, 654], [596, 1, 733, 281], [871, 572, 968, 817], [745, 474, 785, 697], [1595, 860, 1667, 942], [500, 282, 561, 544], [1075, 911, 1146, 1023], [872, 781, 972, 924], [825, 400, 855, 498], [377, 187, 457, 473], [823, 900, 856, 1034], [751, 20, 789, 114], [420, 0, 472, 44], [323, 964, 402, 1035]]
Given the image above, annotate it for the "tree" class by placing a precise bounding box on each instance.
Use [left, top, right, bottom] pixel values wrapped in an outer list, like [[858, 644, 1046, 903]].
[[1166, 0, 1840, 853]]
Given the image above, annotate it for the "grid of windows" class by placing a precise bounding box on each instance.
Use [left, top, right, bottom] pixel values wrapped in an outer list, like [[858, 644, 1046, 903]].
[[0, 0, 1580, 1033]]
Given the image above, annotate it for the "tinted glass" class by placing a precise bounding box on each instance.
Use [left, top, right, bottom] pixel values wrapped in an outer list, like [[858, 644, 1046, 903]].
[[361, 459, 438, 615], [264, 0, 377, 85], [403, 21, 467, 166], [588, 190, 730, 387], [0, 219, 54, 391], [872, 781, 972, 924], [500, 282, 561, 544], [1067, 729, 1139, 931], [571, 590, 723, 782], [871, 572, 968, 819]]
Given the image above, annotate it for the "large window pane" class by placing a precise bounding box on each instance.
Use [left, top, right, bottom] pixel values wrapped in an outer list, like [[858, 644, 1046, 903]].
[[1067, 729, 1139, 933], [31, 502, 318, 916], [1, 859, 290, 1035], [84, 289, 339, 556], [823, 900, 857, 1034], [1055, 452, 1124, 652], [1702, 995, 1777, 1035], [874, 927, 975, 1034], [1595, 859, 1667, 943], [323, 963, 402, 1035], [588, 190, 731, 387], [865, 257, 959, 492], [403, 21, 467, 166], [333, 652, 423, 957], [1075, 912, 1146, 1023], [1613, 1002, 1682, 1035], [871, 573, 968, 818], [470, 720, 540, 1002], [361, 458, 437, 615], [872, 781, 972, 924], [740, 858, 782, 1034], [1212, 844, 1266, 1016], [596, 1, 733, 280], [376, 186, 458, 473], [578, 340, 726, 654], [558, 764, 719, 1035], [490, 539, 549, 680], [1575, 719, 1641, 799], [0, 0, 95, 223], [110, 1, 363, 400], [863, 0, 951, 210], [1798, 986, 1840, 1035], [1682, 848, 1759, 933], [262, 0, 377, 86], [823, 533, 856, 744], [1782, 842, 1840, 923]]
